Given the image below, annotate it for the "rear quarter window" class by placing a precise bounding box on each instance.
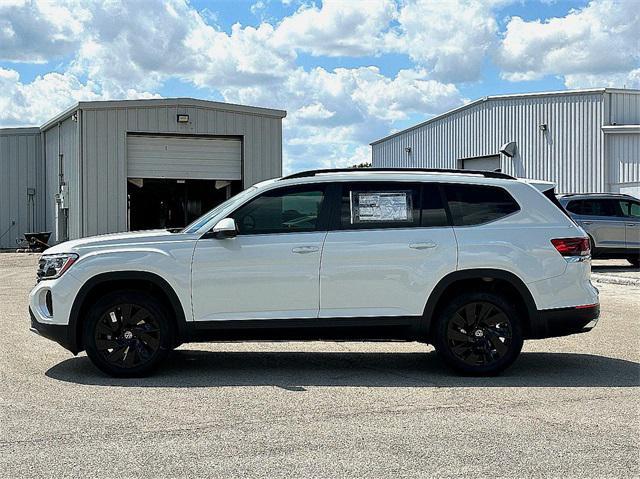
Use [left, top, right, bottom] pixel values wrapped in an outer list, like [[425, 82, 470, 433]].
[[443, 184, 520, 226]]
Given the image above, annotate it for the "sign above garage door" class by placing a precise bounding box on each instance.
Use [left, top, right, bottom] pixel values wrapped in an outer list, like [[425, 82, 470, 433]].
[[127, 135, 242, 180]]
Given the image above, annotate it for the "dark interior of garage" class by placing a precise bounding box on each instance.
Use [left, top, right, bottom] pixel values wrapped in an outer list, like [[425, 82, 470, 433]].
[[127, 178, 242, 230]]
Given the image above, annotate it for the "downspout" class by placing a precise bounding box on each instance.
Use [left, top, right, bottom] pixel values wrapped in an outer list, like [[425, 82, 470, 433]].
[[76, 109, 83, 238]]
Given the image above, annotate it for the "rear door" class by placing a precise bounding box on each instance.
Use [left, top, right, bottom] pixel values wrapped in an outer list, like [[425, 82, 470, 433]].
[[319, 182, 457, 318], [565, 199, 626, 250]]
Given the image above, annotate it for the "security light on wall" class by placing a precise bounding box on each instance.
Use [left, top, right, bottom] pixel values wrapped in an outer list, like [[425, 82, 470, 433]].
[[177, 114, 189, 123], [499, 141, 517, 158], [404, 146, 412, 153], [539, 123, 548, 131]]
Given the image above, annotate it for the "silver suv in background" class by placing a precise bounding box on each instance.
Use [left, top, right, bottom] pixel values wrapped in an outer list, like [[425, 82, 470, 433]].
[[559, 193, 640, 267]]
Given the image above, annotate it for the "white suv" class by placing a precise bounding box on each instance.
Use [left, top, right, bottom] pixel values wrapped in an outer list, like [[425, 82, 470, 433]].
[[29, 169, 600, 377]]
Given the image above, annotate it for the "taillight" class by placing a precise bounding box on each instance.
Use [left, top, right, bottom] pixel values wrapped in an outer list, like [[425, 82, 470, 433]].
[[551, 237, 590, 257]]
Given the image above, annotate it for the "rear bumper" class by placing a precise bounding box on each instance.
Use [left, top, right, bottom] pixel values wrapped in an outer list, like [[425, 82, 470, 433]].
[[529, 304, 600, 339], [30, 307, 77, 354]]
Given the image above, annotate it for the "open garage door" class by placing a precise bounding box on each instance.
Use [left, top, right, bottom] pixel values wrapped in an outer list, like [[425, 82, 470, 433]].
[[127, 135, 242, 180], [461, 155, 501, 172]]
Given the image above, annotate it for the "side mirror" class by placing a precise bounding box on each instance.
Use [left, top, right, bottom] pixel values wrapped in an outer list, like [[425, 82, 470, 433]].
[[211, 218, 237, 239]]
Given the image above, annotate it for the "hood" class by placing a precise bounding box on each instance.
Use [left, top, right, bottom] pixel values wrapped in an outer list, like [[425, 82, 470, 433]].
[[43, 229, 185, 255]]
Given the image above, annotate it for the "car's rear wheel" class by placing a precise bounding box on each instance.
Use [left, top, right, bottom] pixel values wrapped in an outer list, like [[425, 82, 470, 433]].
[[83, 291, 173, 377], [433, 292, 523, 376]]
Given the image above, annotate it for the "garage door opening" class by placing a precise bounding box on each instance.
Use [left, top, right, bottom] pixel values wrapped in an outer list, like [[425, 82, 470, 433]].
[[459, 155, 501, 172], [127, 178, 242, 231]]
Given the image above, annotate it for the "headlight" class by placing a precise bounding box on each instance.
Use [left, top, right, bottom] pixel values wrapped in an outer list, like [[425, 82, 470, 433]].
[[37, 253, 79, 280]]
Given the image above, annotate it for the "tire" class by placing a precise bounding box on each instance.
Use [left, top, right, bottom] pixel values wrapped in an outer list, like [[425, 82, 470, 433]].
[[433, 292, 524, 376], [83, 291, 174, 377], [628, 256, 640, 268]]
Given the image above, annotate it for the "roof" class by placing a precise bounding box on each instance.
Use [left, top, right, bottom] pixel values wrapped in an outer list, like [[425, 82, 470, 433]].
[[371, 87, 640, 146], [0, 127, 41, 136], [40, 97, 287, 131]]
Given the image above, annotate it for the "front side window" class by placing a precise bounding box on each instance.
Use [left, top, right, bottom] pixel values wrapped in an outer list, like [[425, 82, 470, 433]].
[[230, 186, 325, 235], [339, 182, 421, 229], [443, 184, 520, 226]]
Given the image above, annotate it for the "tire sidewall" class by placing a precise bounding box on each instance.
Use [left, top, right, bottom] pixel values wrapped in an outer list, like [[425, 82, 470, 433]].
[[83, 291, 173, 377], [434, 292, 524, 376]]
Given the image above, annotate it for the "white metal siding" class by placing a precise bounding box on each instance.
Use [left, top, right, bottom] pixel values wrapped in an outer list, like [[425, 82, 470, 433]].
[[127, 135, 241, 180], [79, 104, 282, 237], [608, 92, 640, 125], [0, 129, 43, 249], [607, 133, 640, 194], [43, 114, 80, 241], [372, 93, 608, 194]]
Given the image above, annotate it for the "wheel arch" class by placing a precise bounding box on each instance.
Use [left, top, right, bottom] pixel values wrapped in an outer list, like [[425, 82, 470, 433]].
[[421, 269, 538, 340], [68, 271, 188, 353]]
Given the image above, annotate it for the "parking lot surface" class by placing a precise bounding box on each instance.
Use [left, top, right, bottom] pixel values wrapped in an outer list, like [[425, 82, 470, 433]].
[[1, 253, 638, 478]]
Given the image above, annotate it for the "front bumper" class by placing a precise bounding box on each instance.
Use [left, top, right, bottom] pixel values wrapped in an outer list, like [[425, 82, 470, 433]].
[[30, 307, 77, 354], [529, 304, 600, 339]]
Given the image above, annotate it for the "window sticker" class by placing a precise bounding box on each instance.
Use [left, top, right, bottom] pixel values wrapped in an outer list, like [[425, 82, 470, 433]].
[[351, 191, 413, 223]]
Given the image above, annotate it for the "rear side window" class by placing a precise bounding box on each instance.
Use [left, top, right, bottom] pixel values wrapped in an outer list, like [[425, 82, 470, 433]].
[[339, 182, 421, 229], [421, 184, 449, 227], [443, 184, 520, 226], [566, 199, 624, 217]]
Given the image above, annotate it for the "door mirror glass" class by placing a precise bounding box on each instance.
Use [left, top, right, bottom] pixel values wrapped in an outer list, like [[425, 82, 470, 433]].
[[211, 217, 237, 239]]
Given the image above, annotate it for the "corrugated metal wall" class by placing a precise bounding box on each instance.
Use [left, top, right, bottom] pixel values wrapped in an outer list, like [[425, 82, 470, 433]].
[[608, 133, 640, 187], [0, 128, 43, 249], [608, 91, 640, 125], [43, 114, 80, 241], [39, 102, 283, 239], [373, 92, 611, 194]]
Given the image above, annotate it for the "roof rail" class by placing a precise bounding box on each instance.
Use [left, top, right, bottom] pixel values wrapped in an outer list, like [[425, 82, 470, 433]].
[[559, 192, 634, 198], [280, 167, 516, 181]]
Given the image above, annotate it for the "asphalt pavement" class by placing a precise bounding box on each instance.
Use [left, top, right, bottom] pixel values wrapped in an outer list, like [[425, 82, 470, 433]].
[[1, 253, 638, 478]]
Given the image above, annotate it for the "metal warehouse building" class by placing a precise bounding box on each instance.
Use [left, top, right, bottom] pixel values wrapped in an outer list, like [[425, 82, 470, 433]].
[[0, 98, 286, 249], [372, 88, 640, 198]]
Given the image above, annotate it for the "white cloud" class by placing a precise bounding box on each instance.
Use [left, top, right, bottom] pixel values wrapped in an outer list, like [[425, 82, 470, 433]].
[[497, 0, 640, 87], [0, 0, 90, 62], [0, 67, 159, 127], [0, 0, 469, 172], [272, 0, 397, 57], [388, 0, 499, 82]]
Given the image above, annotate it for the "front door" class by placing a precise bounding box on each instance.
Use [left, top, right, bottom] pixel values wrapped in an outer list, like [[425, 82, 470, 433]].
[[620, 198, 640, 250], [191, 185, 329, 321], [319, 182, 457, 318]]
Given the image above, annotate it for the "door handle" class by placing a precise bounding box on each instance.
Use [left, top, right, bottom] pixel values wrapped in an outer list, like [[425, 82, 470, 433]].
[[292, 246, 319, 254], [628, 223, 638, 227], [582, 221, 593, 225], [409, 242, 437, 250]]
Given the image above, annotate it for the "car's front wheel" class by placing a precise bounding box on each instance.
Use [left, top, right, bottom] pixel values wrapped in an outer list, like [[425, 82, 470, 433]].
[[627, 256, 640, 268], [433, 292, 523, 376], [83, 291, 174, 377]]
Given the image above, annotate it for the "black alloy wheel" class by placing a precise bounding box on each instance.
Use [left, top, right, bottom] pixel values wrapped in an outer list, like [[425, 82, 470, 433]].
[[94, 303, 161, 369], [434, 292, 523, 376], [446, 302, 513, 366], [83, 291, 173, 377]]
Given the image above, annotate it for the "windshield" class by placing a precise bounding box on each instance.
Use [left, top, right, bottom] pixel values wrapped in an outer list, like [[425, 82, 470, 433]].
[[181, 187, 258, 233]]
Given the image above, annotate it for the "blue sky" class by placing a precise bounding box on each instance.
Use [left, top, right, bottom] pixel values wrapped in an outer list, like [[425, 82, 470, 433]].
[[1, 0, 638, 172]]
